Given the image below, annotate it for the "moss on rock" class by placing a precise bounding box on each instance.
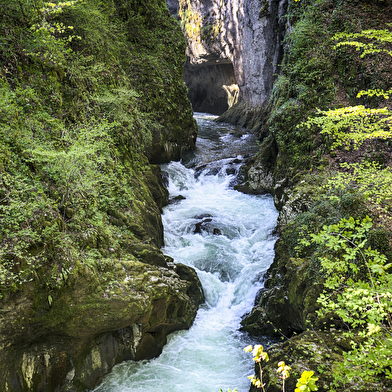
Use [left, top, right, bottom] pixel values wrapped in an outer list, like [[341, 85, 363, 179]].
[[251, 330, 389, 392], [237, 3, 392, 381], [0, 0, 202, 390], [1, 255, 203, 391]]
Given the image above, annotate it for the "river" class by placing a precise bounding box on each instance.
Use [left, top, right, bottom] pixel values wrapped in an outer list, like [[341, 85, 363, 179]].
[[93, 113, 278, 392]]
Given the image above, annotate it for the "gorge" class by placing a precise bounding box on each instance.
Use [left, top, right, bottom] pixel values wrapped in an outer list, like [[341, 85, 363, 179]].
[[1, 0, 392, 391], [172, 0, 287, 115], [93, 113, 278, 392]]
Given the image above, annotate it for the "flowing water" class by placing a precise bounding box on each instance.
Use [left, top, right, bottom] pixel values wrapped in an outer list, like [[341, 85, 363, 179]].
[[93, 113, 278, 392]]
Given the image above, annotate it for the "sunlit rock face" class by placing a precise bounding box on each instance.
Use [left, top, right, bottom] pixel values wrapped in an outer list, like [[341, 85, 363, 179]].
[[168, 0, 288, 113]]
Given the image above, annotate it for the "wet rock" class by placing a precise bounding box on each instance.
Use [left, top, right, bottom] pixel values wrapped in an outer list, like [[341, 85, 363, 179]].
[[174, 262, 205, 308], [161, 170, 169, 188], [193, 214, 223, 236], [169, 195, 186, 205], [206, 167, 220, 176], [276, 188, 313, 229], [194, 218, 213, 234], [195, 165, 220, 178], [240, 237, 324, 338], [194, 164, 207, 179], [247, 165, 275, 194], [225, 166, 236, 175], [144, 165, 169, 212], [194, 214, 213, 220], [234, 134, 278, 195], [0, 257, 203, 392]]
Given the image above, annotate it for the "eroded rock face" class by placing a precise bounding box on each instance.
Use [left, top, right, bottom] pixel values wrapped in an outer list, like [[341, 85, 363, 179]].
[[240, 250, 323, 337], [240, 172, 324, 338], [183, 59, 238, 115], [171, 0, 287, 113], [0, 258, 203, 392], [0, 167, 203, 392]]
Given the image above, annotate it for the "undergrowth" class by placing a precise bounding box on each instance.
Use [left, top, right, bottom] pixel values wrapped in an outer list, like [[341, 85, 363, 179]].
[[0, 0, 192, 299], [258, 0, 392, 389]]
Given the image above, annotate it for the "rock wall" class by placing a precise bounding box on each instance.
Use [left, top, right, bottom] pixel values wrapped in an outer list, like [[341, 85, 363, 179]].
[[167, 0, 180, 15], [183, 59, 238, 114], [0, 166, 204, 392], [0, 0, 202, 390], [170, 0, 288, 114]]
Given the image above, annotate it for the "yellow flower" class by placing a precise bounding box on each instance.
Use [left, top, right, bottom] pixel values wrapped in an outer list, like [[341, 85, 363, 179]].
[[244, 345, 253, 353], [277, 361, 291, 379]]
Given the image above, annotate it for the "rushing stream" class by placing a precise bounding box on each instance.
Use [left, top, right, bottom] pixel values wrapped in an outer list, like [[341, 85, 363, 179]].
[[93, 113, 278, 392]]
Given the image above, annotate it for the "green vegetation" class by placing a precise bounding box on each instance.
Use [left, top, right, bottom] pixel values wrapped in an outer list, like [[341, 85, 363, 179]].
[[178, 0, 221, 45], [299, 216, 392, 386], [292, 13, 392, 389], [0, 1, 201, 388], [243, 345, 318, 392], [299, 106, 392, 151], [244, 0, 392, 390], [323, 161, 392, 217], [264, 0, 392, 170], [295, 371, 319, 392], [296, 26, 392, 152], [0, 0, 194, 300]]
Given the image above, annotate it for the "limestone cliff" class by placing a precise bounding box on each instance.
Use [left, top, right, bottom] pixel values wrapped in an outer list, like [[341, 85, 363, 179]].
[[169, 0, 287, 114]]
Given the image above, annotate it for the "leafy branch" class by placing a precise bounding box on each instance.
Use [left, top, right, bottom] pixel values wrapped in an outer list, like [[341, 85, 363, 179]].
[[322, 162, 392, 219], [334, 28, 392, 58], [299, 216, 392, 385], [298, 106, 392, 151]]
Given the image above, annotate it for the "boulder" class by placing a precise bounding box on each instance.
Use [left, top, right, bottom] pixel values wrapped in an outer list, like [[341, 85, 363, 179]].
[[0, 257, 203, 391]]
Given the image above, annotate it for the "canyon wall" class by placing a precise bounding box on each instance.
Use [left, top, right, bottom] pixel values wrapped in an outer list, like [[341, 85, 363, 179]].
[[0, 0, 202, 390], [169, 0, 288, 114]]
